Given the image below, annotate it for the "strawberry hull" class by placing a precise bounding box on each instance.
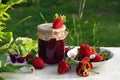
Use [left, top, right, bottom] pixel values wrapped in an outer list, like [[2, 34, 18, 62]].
[[38, 39, 65, 64]]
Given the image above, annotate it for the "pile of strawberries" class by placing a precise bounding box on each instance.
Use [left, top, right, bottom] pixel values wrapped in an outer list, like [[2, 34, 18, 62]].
[[77, 44, 104, 62], [62, 44, 104, 77]]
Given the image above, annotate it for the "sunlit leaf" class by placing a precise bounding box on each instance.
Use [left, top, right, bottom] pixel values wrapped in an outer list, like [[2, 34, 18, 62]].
[[0, 32, 13, 50], [7, 0, 27, 6], [0, 26, 5, 31]]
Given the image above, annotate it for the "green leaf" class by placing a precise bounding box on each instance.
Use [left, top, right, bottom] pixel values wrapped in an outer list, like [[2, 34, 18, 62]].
[[0, 63, 25, 73], [0, 77, 5, 80], [15, 37, 33, 44], [75, 54, 82, 61], [8, 43, 20, 54], [0, 32, 13, 50], [0, 22, 5, 26], [40, 12, 47, 23], [55, 13, 60, 18], [0, 4, 7, 13], [8, 37, 37, 56], [19, 45, 28, 56], [7, 0, 27, 4], [0, 26, 5, 32], [0, 66, 15, 73], [7, 16, 32, 32], [6, 63, 24, 69], [101, 51, 111, 60], [0, 12, 11, 21], [1, 53, 7, 67], [6, 0, 27, 9]]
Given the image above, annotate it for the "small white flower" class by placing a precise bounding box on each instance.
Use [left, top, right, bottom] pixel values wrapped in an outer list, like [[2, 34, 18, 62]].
[[29, 66, 35, 73], [90, 54, 96, 59], [70, 54, 75, 59]]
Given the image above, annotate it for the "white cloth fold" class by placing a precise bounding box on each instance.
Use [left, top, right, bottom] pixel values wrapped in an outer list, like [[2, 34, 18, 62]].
[[37, 23, 68, 41]]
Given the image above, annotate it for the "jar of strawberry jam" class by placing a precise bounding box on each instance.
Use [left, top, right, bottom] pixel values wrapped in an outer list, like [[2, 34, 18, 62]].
[[37, 23, 68, 64]]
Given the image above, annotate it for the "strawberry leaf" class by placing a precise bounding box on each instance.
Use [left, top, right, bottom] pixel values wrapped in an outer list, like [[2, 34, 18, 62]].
[[75, 55, 83, 61], [55, 13, 60, 19]]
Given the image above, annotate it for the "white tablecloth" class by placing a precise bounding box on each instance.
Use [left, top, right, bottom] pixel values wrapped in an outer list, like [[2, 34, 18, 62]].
[[0, 47, 120, 80]]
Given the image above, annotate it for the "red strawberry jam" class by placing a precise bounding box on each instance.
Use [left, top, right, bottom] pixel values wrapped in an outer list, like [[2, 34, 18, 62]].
[[37, 23, 68, 64], [38, 39, 65, 64]]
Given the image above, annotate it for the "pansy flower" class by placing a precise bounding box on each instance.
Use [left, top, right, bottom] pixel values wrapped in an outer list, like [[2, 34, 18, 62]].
[[9, 54, 25, 63]]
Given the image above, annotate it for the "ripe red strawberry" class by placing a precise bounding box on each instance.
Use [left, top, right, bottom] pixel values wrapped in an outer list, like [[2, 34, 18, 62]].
[[26, 53, 34, 64], [52, 18, 64, 29], [58, 60, 71, 74], [81, 57, 90, 62], [32, 57, 45, 69], [93, 54, 103, 62], [79, 44, 92, 57]]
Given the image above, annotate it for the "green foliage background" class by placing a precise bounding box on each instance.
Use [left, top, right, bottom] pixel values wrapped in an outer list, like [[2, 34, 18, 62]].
[[0, 0, 120, 79], [5, 0, 120, 46]]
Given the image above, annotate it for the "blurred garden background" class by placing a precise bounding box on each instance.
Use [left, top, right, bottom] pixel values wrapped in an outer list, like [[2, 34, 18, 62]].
[[3, 0, 120, 46]]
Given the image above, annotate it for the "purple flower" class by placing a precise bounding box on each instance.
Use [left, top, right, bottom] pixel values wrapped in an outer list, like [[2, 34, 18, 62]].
[[9, 54, 25, 63]]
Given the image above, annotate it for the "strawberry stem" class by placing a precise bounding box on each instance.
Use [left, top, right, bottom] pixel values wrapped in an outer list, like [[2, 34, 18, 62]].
[[90, 70, 100, 74]]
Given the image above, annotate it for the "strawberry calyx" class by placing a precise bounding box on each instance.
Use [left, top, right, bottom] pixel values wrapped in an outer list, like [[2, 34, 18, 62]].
[[54, 13, 66, 22]]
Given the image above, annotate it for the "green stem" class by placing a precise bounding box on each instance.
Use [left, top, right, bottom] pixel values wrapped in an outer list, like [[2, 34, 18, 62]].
[[39, 12, 47, 23], [78, 0, 86, 19], [90, 70, 100, 74]]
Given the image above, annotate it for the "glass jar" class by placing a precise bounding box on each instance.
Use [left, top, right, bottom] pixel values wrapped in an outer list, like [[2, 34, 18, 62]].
[[37, 23, 68, 64]]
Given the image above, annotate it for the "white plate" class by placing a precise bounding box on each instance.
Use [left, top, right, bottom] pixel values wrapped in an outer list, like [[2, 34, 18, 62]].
[[67, 47, 114, 68]]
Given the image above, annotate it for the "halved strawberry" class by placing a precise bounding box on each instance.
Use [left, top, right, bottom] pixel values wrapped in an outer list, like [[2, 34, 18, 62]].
[[52, 18, 64, 29]]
